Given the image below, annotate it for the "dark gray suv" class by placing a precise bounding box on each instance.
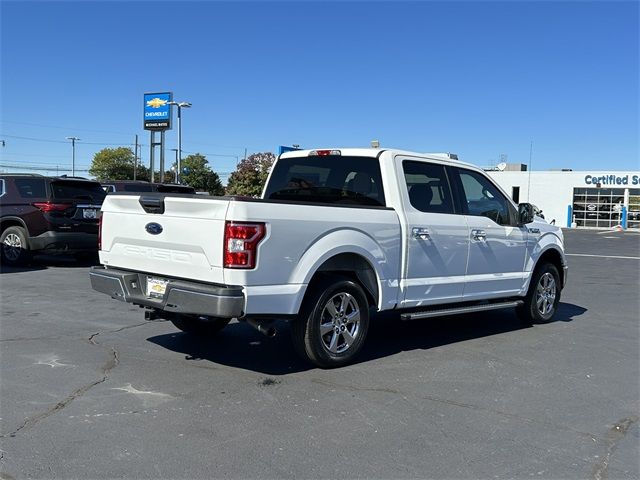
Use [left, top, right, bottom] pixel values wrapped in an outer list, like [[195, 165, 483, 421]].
[[0, 174, 106, 265]]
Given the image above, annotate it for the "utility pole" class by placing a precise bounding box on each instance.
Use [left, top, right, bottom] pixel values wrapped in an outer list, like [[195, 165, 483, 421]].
[[134, 134, 139, 180], [66, 137, 81, 176], [171, 149, 178, 183]]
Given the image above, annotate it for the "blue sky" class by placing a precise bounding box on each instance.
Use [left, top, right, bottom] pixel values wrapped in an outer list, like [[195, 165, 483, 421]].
[[1, 1, 638, 181]]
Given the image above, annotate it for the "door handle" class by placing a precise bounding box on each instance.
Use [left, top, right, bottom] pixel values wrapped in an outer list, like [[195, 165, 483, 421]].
[[471, 229, 487, 241], [412, 227, 431, 240]]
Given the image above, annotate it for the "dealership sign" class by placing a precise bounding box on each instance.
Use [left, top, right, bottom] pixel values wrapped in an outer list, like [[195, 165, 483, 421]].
[[144, 92, 172, 130], [584, 174, 640, 186]]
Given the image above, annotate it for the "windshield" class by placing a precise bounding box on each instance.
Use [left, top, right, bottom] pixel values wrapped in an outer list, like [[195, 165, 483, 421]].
[[51, 181, 107, 203], [264, 155, 386, 207]]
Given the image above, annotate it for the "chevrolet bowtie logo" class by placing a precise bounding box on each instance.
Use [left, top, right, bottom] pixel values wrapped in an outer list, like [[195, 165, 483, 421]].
[[146, 97, 168, 109]]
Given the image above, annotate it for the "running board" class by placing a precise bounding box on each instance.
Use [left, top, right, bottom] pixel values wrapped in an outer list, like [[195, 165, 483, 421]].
[[400, 300, 523, 321]]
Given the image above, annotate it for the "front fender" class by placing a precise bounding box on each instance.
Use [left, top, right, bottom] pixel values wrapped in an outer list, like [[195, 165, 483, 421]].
[[523, 228, 566, 291]]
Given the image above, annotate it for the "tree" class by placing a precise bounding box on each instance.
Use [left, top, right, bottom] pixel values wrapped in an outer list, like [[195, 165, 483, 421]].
[[89, 147, 149, 181], [179, 153, 225, 195], [226, 152, 276, 197]]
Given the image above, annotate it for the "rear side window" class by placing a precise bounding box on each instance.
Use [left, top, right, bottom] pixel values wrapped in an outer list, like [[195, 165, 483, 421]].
[[15, 178, 46, 198], [403, 161, 455, 214], [50, 181, 106, 203], [265, 156, 386, 207]]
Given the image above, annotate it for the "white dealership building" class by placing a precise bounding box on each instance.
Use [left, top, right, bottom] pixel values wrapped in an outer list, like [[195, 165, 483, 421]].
[[485, 168, 640, 229]]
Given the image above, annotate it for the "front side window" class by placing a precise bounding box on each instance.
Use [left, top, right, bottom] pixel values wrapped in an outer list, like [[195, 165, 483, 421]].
[[402, 161, 454, 214], [265, 155, 385, 207], [456, 169, 512, 225]]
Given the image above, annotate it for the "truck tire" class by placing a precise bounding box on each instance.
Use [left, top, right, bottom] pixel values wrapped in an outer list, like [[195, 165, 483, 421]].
[[170, 314, 231, 336], [1, 226, 31, 266], [516, 262, 561, 324], [292, 278, 370, 368]]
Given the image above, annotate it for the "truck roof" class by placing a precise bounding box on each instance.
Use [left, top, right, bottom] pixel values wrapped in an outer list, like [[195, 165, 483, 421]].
[[278, 147, 477, 169]]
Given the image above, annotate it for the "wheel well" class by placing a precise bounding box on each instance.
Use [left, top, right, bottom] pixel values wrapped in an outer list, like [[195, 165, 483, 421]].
[[536, 248, 564, 285], [308, 253, 379, 309], [0, 218, 28, 235]]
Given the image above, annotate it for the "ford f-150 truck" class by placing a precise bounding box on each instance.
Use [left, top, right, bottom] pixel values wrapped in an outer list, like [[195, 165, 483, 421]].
[[90, 148, 568, 368]]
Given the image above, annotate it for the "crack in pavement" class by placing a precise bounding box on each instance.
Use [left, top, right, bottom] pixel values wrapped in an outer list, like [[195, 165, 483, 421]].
[[591, 415, 638, 480], [1, 321, 150, 344], [87, 322, 149, 345], [0, 322, 148, 439], [0, 346, 118, 439]]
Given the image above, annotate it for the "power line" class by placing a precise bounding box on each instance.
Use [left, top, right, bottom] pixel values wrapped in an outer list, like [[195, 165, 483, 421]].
[[0, 164, 90, 172], [0, 120, 135, 136], [187, 140, 249, 150], [182, 150, 239, 159], [2, 134, 68, 144], [0, 151, 69, 159], [1, 134, 132, 146]]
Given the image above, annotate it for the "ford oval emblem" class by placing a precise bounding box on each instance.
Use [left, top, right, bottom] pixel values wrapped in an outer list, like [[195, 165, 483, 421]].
[[145, 222, 163, 235]]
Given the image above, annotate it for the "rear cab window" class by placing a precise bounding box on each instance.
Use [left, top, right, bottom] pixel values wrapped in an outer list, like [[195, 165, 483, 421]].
[[50, 181, 106, 204], [123, 184, 153, 192], [264, 155, 386, 207]]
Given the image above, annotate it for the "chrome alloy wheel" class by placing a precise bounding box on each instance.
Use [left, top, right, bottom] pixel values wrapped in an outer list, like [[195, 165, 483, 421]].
[[536, 272, 557, 316], [319, 292, 361, 354], [2, 233, 22, 262]]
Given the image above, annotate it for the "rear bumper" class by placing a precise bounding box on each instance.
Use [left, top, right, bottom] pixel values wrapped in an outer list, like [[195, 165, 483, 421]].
[[29, 231, 97, 252], [89, 266, 244, 318], [562, 263, 569, 289]]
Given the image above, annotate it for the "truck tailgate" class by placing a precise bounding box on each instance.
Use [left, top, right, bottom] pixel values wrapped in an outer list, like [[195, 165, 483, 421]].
[[99, 194, 229, 284]]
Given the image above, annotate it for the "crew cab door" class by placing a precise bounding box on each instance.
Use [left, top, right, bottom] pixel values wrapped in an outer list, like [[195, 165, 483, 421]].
[[397, 157, 469, 307], [450, 167, 528, 300]]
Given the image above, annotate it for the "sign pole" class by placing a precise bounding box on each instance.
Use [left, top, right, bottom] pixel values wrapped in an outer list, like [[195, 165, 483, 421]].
[[159, 130, 165, 183], [143, 92, 173, 184], [150, 131, 155, 183]]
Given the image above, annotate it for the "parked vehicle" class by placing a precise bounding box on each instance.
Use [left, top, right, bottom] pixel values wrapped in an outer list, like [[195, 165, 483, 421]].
[[101, 180, 196, 195], [90, 148, 568, 368], [0, 174, 105, 265]]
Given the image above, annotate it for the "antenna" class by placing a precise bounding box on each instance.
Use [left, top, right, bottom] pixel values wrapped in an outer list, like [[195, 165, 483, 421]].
[[497, 162, 507, 171]]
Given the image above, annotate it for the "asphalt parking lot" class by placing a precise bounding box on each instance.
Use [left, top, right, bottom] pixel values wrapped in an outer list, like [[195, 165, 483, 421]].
[[1, 229, 638, 479]]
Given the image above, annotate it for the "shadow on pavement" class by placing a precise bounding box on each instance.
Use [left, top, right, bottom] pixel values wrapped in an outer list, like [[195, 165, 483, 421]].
[[0, 253, 99, 273], [147, 302, 583, 375], [553, 302, 587, 321]]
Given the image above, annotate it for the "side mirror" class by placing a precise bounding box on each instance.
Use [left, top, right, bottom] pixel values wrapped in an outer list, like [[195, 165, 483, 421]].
[[518, 203, 535, 225]]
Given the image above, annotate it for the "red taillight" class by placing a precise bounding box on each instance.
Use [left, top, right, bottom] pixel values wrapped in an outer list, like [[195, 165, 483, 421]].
[[223, 221, 266, 269], [98, 215, 102, 250], [33, 202, 73, 212]]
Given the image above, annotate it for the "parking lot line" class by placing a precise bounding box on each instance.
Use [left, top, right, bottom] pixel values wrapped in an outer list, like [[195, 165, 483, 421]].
[[566, 253, 640, 260]]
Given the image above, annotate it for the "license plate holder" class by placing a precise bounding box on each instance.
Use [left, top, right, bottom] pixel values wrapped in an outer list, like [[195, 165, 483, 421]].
[[147, 276, 168, 298]]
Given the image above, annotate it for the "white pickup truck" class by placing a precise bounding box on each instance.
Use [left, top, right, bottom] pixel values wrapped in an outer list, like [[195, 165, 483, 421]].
[[90, 148, 568, 367]]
